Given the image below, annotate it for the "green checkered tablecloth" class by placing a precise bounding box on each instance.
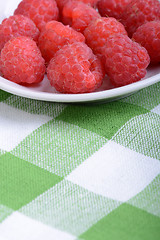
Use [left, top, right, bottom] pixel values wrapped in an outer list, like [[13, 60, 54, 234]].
[[0, 83, 160, 240]]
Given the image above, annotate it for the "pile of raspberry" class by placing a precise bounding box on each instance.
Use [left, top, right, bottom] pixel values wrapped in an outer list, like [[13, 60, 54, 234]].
[[0, 0, 160, 94]]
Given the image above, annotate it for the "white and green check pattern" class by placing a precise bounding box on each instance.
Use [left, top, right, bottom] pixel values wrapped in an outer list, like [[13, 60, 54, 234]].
[[0, 83, 160, 240]]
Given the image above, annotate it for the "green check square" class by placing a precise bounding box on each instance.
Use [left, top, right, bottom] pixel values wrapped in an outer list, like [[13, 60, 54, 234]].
[[80, 203, 160, 240], [12, 120, 107, 177], [20, 180, 121, 236], [113, 112, 160, 160], [4, 95, 66, 118], [0, 153, 63, 210], [121, 82, 160, 110], [128, 174, 160, 217], [0, 90, 11, 102], [56, 102, 148, 139]]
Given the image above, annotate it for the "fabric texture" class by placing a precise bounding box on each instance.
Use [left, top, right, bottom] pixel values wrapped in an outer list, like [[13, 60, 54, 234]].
[[0, 82, 160, 240]]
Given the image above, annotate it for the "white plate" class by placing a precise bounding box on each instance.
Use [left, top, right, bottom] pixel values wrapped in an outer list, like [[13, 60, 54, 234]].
[[0, 0, 160, 103]]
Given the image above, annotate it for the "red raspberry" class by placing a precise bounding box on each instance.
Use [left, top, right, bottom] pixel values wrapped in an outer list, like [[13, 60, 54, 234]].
[[47, 42, 105, 93], [84, 17, 127, 57], [132, 21, 160, 63], [62, 1, 100, 33], [14, 0, 59, 31], [0, 15, 39, 51], [0, 36, 45, 84], [98, 0, 131, 20], [104, 35, 150, 87], [38, 20, 85, 64], [120, 0, 160, 37], [56, 0, 99, 10]]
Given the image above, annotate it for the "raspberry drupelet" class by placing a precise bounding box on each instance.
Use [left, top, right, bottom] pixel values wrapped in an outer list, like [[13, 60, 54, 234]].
[[38, 21, 85, 64], [14, 0, 59, 31], [120, 0, 160, 37], [84, 17, 127, 58], [98, 0, 131, 20], [62, 1, 100, 33], [47, 42, 105, 93], [104, 34, 150, 87], [0, 15, 39, 51], [132, 21, 160, 63], [0, 36, 45, 84]]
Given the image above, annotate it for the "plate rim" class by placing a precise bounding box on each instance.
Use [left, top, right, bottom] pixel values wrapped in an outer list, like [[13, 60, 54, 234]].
[[0, 73, 160, 103]]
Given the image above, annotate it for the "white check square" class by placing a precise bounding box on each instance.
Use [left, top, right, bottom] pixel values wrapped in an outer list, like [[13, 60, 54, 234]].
[[0, 102, 52, 151], [0, 212, 75, 240], [151, 104, 160, 115], [67, 141, 160, 202]]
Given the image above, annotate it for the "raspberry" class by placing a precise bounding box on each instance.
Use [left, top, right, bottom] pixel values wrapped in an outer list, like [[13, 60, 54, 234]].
[[0, 36, 45, 84], [98, 0, 131, 20], [62, 1, 100, 33], [132, 21, 160, 63], [120, 0, 160, 37], [84, 17, 127, 57], [14, 0, 59, 31], [38, 21, 85, 64], [104, 35, 150, 87], [56, 0, 99, 10], [47, 42, 105, 93], [0, 15, 39, 51]]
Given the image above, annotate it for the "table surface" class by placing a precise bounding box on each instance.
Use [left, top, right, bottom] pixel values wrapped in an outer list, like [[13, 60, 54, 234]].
[[0, 82, 160, 240]]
